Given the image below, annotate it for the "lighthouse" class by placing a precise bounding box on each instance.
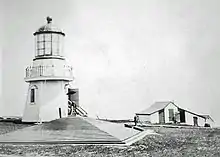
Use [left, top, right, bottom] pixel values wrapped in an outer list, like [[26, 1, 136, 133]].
[[22, 17, 85, 123]]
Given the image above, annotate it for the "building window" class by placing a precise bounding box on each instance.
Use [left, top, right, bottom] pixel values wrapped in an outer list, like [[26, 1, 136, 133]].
[[169, 109, 174, 121], [30, 85, 37, 104], [30, 88, 35, 103]]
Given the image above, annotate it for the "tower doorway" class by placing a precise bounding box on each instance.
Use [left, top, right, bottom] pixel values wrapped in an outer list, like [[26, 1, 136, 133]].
[[67, 88, 78, 104], [67, 88, 78, 116]]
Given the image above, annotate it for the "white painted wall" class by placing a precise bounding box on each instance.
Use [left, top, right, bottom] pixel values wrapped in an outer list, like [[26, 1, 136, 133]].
[[205, 118, 215, 127], [150, 112, 159, 123], [136, 103, 210, 126], [22, 80, 70, 122], [22, 83, 40, 122], [164, 103, 179, 123], [185, 111, 205, 126], [138, 115, 150, 123], [38, 80, 69, 121], [33, 58, 69, 68], [28, 59, 73, 78]]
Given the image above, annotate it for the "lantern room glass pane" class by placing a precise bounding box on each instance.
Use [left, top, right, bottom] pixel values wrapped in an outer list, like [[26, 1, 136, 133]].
[[52, 34, 59, 42], [52, 42, 58, 55], [35, 36, 38, 56], [38, 34, 44, 42], [38, 49, 44, 56], [52, 34, 59, 56], [44, 34, 51, 42], [38, 42, 44, 49], [59, 36, 64, 56], [45, 41, 51, 55]]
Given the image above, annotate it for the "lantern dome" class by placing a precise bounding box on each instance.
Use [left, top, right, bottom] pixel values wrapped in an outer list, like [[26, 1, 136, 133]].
[[34, 17, 65, 36]]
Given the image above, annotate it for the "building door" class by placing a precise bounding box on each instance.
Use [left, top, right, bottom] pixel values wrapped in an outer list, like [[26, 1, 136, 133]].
[[159, 109, 165, 123], [179, 109, 186, 123], [193, 117, 198, 126], [169, 109, 174, 122]]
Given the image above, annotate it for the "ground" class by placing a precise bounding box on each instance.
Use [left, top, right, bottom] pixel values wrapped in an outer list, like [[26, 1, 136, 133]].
[[0, 122, 32, 135], [0, 122, 219, 157]]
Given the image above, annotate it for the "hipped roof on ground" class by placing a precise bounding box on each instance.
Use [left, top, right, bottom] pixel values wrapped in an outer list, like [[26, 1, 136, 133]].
[[0, 117, 142, 145]]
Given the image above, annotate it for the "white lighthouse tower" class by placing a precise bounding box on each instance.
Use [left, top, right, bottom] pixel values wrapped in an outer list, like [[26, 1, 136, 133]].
[[22, 17, 76, 123]]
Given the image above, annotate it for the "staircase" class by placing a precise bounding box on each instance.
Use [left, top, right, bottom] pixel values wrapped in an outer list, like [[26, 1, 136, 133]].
[[68, 100, 87, 117]]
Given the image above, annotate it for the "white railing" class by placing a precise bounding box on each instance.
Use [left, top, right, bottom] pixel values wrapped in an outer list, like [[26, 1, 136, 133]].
[[25, 65, 73, 79]]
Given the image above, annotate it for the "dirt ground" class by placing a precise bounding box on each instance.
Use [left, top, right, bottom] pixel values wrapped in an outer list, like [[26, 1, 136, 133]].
[[0, 123, 219, 157]]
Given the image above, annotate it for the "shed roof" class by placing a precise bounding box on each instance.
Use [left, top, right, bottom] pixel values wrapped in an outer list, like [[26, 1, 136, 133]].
[[201, 115, 214, 122]]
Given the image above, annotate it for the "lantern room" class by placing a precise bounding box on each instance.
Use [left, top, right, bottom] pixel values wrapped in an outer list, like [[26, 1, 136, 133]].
[[33, 17, 65, 58]]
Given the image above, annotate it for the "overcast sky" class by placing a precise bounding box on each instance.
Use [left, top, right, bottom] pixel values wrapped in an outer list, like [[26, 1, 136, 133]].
[[2, 0, 220, 126]]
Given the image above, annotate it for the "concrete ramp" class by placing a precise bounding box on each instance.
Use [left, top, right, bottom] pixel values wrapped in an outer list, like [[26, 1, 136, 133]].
[[84, 117, 140, 141], [0, 117, 149, 145]]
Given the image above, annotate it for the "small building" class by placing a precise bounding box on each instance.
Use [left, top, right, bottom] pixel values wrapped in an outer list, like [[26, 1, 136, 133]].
[[136, 101, 214, 127]]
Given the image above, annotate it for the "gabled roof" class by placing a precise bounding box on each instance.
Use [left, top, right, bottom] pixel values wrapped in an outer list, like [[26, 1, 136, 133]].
[[136, 101, 175, 115], [136, 101, 214, 121]]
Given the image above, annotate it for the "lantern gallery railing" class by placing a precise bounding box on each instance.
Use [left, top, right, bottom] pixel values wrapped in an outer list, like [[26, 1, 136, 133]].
[[25, 65, 73, 79]]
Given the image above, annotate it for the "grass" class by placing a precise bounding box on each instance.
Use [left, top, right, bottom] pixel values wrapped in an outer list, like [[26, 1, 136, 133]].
[[0, 122, 33, 135], [0, 123, 219, 156], [133, 126, 220, 157]]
